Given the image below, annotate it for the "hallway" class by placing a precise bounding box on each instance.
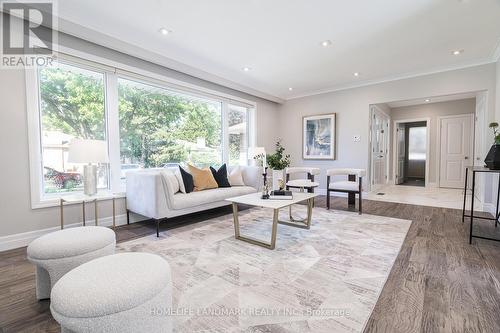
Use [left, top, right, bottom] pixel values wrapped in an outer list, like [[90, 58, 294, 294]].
[[366, 184, 476, 210]]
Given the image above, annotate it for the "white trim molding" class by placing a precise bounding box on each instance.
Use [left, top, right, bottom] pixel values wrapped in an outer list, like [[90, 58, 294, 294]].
[[288, 59, 496, 100], [392, 117, 431, 187], [492, 39, 500, 62], [0, 215, 129, 252], [25, 51, 257, 209]]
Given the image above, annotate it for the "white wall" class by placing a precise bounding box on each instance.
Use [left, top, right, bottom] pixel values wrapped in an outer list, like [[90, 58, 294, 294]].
[[497, 59, 500, 119], [0, 30, 279, 244], [278, 64, 497, 192], [390, 98, 476, 184]]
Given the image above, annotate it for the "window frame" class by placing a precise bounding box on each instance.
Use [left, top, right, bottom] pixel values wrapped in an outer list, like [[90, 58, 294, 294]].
[[26, 52, 256, 208]]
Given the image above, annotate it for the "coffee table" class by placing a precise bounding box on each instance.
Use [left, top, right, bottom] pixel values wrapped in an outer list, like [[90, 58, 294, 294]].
[[226, 192, 317, 250]]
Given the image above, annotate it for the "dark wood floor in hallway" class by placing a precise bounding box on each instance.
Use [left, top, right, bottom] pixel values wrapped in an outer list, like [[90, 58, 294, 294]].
[[1, 196, 500, 332]]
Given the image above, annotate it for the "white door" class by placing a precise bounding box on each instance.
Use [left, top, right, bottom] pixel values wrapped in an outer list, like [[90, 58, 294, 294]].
[[439, 114, 473, 188], [371, 109, 389, 190], [396, 123, 405, 184]]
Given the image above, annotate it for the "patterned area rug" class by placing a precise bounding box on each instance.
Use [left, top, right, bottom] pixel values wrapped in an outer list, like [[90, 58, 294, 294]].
[[117, 206, 411, 333]]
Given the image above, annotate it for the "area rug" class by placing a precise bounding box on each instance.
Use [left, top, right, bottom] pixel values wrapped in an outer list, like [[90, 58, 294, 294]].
[[117, 207, 412, 333]]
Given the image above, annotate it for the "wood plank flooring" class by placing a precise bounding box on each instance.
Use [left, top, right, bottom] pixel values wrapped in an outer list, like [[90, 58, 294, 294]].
[[1, 197, 499, 332]]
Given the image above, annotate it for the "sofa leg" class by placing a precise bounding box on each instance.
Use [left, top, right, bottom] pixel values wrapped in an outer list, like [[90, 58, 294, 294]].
[[155, 219, 160, 237], [126, 209, 130, 225]]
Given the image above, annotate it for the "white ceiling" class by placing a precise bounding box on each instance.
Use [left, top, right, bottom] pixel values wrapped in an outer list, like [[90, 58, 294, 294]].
[[56, 0, 500, 102]]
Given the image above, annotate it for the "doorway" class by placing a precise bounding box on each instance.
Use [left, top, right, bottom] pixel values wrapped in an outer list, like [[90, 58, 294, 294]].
[[394, 119, 430, 187], [370, 106, 390, 191], [438, 114, 474, 188]]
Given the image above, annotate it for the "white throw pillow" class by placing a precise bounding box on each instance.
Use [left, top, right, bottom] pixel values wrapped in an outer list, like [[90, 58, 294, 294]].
[[229, 167, 245, 186], [161, 170, 180, 194], [174, 168, 186, 193]]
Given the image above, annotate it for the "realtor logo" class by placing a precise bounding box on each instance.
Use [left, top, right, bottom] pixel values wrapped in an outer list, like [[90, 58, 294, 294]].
[[1, 0, 57, 68]]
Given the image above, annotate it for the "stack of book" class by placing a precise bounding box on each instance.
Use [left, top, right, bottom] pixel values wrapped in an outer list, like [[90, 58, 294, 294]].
[[269, 190, 293, 200]]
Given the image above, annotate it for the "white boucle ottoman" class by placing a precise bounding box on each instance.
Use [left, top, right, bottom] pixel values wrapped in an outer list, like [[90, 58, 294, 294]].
[[50, 252, 172, 333], [27, 226, 116, 300]]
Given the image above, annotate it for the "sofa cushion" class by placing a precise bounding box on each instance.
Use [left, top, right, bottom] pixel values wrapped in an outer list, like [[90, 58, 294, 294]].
[[188, 164, 218, 191], [228, 166, 245, 186], [179, 166, 194, 193], [210, 164, 231, 188], [173, 168, 186, 193], [161, 170, 180, 194], [330, 181, 360, 191], [171, 186, 255, 210]]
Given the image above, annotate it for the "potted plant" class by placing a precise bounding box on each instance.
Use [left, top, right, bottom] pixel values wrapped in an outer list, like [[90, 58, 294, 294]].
[[267, 139, 291, 190], [484, 122, 500, 169]]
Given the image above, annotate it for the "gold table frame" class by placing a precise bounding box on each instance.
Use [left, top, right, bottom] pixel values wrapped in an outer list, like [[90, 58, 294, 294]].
[[59, 193, 125, 229], [231, 197, 314, 250]]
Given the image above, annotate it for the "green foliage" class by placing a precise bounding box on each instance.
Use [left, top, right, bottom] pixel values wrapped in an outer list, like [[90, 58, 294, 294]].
[[489, 122, 500, 144], [267, 139, 291, 170], [39, 66, 224, 168], [39, 67, 105, 139]]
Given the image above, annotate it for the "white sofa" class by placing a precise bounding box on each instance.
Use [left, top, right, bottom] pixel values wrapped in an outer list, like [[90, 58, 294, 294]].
[[126, 166, 261, 236]]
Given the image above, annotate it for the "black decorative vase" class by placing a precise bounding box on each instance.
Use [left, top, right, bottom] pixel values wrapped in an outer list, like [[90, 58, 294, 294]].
[[484, 144, 500, 169]]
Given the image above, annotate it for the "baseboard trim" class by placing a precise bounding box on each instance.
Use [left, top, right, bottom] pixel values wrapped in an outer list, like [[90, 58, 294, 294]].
[[0, 214, 129, 252], [482, 203, 496, 217]]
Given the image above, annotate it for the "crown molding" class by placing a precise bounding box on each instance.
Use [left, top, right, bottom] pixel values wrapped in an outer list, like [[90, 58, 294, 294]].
[[287, 58, 496, 100]]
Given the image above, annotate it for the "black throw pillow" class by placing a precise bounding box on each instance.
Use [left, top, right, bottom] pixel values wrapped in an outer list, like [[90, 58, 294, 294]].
[[210, 164, 231, 188], [179, 166, 194, 193]]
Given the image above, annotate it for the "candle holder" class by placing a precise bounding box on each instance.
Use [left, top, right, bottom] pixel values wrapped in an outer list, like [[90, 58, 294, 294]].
[[261, 167, 270, 199]]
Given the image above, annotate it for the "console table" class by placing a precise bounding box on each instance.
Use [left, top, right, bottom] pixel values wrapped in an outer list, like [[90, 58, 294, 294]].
[[462, 166, 500, 244]]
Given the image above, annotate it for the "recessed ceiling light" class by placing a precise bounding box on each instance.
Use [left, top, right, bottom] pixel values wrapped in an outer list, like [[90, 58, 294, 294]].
[[321, 40, 332, 47], [288, 87, 293, 91], [452, 49, 463, 55], [353, 72, 360, 77], [425, 99, 431, 102], [242, 67, 251, 72], [159, 27, 171, 35]]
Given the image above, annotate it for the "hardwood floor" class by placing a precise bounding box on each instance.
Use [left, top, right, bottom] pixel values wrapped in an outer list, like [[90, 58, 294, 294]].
[[1, 197, 500, 332]]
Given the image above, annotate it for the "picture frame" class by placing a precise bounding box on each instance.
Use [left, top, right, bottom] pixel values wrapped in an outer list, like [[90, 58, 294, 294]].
[[303, 113, 336, 160]]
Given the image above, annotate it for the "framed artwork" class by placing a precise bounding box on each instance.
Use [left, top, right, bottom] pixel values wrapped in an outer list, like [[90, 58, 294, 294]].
[[303, 113, 336, 159]]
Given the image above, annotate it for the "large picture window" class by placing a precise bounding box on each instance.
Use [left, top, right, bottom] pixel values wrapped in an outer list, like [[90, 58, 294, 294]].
[[27, 55, 255, 206], [118, 78, 222, 180], [38, 63, 109, 194]]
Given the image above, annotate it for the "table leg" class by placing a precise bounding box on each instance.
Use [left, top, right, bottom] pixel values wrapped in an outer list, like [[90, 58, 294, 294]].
[[231, 203, 278, 249], [306, 198, 313, 229], [60, 199, 64, 230], [462, 167, 468, 223], [232, 203, 240, 238], [83, 201, 86, 226], [112, 197, 116, 229], [469, 171, 475, 244], [270, 209, 279, 250], [94, 200, 98, 226]]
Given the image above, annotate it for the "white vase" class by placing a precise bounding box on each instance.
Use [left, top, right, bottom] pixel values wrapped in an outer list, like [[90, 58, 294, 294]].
[[271, 169, 285, 190]]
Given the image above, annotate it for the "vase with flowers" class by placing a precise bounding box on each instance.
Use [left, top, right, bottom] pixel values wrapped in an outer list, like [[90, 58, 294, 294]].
[[266, 139, 291, 190], [484, 122, 500, 170]]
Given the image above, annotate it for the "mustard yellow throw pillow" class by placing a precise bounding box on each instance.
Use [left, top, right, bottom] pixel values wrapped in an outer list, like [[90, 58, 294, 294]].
[[188, 164, 219, 191]]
